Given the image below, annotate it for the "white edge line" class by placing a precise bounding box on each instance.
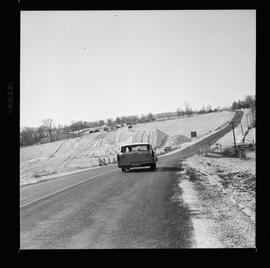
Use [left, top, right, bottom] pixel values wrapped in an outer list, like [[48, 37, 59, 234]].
[[20, 168, 119, 208], [20, 114, 236, 208]]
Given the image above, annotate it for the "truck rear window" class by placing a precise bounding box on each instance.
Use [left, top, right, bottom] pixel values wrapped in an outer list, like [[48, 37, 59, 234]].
[[121, 145, 150, 153]]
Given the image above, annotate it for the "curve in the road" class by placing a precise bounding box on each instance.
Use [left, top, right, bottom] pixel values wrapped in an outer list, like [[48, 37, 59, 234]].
[[20, 111, 244, 249], [20, 111, 243, 209]]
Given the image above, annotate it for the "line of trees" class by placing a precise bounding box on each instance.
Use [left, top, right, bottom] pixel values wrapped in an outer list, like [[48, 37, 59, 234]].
[[18, 105, 220, 147], [21, 96, 255, 147], [176, 102, 221, 117], [109, 113, 155, 126], [231, 95, 256, 126], [231, 95, 255, 111], [176, 102, 193, 117], [20, 113, 156, 147]]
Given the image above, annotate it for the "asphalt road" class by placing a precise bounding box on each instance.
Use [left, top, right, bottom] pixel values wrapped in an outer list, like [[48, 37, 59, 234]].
[[20, 111, 243, 249]]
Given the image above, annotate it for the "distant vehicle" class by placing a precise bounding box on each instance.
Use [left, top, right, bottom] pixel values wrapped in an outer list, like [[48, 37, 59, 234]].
[[117, 142, 158, 172], [164, 146, 172, 152], [128, 125, 132, 129], [89, 130, 95, 134], [94, 129, 100, 132]]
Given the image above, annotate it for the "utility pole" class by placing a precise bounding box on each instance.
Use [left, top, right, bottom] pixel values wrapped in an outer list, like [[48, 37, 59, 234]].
[[231, 122, 237, 155], [240, 121, 245, 143]]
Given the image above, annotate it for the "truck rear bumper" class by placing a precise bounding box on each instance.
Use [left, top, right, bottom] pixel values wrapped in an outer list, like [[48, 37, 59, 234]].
[[118, 162, 154, 168]]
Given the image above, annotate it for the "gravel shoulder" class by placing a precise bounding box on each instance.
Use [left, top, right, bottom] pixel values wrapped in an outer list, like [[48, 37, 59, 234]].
[[175, 153, 256, 248]]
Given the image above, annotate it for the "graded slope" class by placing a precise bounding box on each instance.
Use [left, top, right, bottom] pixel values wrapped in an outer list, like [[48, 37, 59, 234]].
[[20, 128, 168, 185], [133, 111, 234, 137], [20, 111, 234, 185], [214, 109, 255, 148]]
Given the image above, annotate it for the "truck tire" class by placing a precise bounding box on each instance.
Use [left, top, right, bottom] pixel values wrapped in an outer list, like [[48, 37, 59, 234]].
[[150, 163, 156, 170], [121, 168, 126, 172]]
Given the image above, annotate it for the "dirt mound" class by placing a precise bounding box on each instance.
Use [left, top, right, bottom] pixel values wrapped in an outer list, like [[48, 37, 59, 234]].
[[129, 128, 168, 148], [164, 134, 191, 148], [108, 128, 168, 149], [20, 111, 235, 185]]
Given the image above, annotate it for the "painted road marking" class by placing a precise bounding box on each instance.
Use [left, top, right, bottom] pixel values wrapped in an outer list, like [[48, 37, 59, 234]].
[[20, 168, 119, 208], [21, 112, 242, 209]]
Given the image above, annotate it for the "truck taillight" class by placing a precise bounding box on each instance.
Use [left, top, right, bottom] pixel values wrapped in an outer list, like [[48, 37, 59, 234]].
[[117, 154, 120, 161]]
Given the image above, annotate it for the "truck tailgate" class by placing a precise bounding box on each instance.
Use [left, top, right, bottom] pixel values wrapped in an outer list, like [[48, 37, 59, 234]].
[[119, 151, 151, 164]]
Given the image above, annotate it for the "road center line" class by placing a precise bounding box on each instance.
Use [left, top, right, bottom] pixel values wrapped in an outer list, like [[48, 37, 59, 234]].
[[20, 168, 119, 208]]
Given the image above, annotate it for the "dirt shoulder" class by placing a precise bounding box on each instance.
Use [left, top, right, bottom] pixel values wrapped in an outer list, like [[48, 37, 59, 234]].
[[185, 153, 255, 221], [174, 152, 255, 248]]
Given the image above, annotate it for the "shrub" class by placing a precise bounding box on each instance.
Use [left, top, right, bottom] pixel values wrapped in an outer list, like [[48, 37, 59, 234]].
[[221, 147, 247, 159], [221, 147, 237, 157]]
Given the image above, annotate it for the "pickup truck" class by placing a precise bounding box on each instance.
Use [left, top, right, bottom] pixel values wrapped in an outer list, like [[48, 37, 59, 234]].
[[117, 142, 158, 172]]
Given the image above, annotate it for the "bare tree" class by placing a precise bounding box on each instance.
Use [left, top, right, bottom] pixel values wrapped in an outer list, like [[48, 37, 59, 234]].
[[145, 113, 153, 121], [37, 125, 47, 139], [42, 119, 55, 142], [244, 95, 255, 108], [20, 127, 37, 146], [183, 102, 193, 117], [115, 117, 121, 125], [106, 118, 113, 126], [199, 105, 206, 114], [139, 114, 147, 123], [98, 120, 105, 127], [69, 121, 84, 135], [244, 95, 255, 126], [206, 104, 212, 113]]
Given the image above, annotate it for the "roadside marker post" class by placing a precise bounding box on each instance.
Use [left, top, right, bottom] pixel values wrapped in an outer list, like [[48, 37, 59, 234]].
[[231, 122, 237, 156], [240, 122, 244, 136], [246, 115, 249, 129], [249, 114, 253, 127]]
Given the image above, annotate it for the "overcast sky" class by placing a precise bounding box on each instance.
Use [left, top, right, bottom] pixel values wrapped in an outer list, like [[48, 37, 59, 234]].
[[20, 10, 256, 128]]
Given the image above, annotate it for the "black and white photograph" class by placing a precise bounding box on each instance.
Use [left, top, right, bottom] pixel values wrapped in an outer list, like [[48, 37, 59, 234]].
[[19, 10, 256, 249]]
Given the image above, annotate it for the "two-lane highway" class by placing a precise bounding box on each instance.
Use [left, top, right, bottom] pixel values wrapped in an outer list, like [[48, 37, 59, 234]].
[[20, 111, 243, 248], [20, 166, 119, 208], [21, 157, 189, 248]]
